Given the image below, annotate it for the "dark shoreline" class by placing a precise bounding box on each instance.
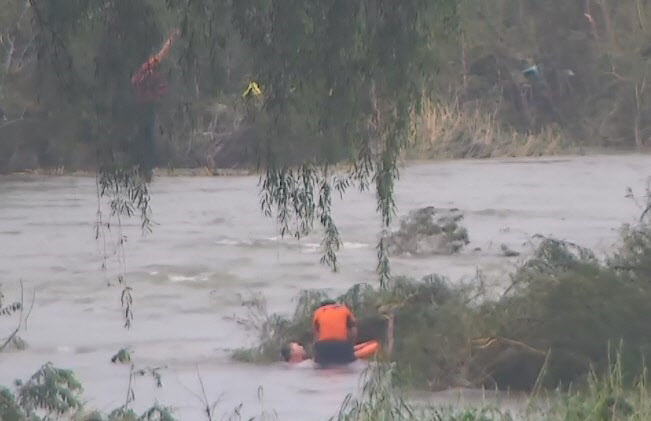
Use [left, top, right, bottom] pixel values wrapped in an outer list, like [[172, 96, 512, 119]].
[[1, 148, 649, 178]]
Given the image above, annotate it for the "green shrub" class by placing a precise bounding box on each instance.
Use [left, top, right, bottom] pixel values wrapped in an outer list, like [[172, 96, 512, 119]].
[[235, 222, 651, 392]]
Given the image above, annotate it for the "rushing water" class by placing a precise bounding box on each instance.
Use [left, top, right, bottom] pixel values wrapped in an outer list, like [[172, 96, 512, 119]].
[[0, 154, 650, 420]]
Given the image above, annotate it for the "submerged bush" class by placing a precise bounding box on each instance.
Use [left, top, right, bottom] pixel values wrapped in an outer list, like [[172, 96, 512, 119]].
[[333, 363, 515, 421], [234, 221, 651, 392], [333, 355, 651, 421], [534, 355, 651, 421], [387, 207, 470, 256]]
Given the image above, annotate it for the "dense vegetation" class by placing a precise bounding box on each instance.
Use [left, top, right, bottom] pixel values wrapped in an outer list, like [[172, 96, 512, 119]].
[[334, 359, 651, 421], [1, 0, 651, 175], [234, 195, 651, 393]]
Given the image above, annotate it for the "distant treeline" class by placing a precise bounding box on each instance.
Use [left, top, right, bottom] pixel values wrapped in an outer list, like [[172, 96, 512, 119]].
[[1, 0, 650, 173]]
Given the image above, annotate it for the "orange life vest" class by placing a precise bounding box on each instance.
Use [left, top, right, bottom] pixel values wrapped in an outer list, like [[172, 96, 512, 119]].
[[313, 304, 355, 342]]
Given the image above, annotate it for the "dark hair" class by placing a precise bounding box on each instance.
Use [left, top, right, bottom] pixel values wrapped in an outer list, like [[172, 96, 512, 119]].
[[280, 343, 292, 361], [319, 299, 337, 308]]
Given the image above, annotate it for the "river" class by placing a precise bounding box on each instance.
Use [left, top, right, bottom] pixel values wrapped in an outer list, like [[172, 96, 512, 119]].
[[0, 154, 649, 419]]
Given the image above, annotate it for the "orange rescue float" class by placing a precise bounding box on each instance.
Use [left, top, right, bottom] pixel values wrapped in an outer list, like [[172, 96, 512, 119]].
[[354, 340, 380, 360]]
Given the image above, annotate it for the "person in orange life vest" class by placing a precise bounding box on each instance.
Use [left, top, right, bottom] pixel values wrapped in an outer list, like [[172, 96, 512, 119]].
[[280, 300, 357, 365], [281, 305, 394, 364], [311, 300, 358, 366]]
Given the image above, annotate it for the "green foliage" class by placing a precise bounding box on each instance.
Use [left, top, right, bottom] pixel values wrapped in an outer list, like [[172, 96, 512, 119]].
[[77, 411, 106, 421], [609, 182, 651, 281], [0, 387, 27, 421], [242, 0, 457, 278], [0, 283, 22, 318], [234, 219, 651, 392], [333, 363, 412, 421], [137, 404, 176, 421], [231, 0, 457, 161], [259, 165, 344, 270], [6, 0, 651, 171], [478, 235, 651, 388], [111, 348, 132, 364], [0, 363, 177, 421], [8, 0, 651, 171], [103, 404, 176, 421], [5, 358, 651, 420], [99, 169, 152, 232], [106, 407, 138, 421], [333, 363, 514, 421], [232, 290, 324, 363], [17, 362, 83, 417], [0, 301, 22, 316], [333, 356, 651, 421], [408, 0, 651, 158], [525, 351, 651, 421]]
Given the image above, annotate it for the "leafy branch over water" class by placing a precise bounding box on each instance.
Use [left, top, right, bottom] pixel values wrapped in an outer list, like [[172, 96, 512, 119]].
[[24, 0, 458, 286], [95, 168, 152, 328]]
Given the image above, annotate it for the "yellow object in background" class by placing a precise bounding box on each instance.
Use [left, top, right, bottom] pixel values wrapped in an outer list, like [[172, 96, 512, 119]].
[[243, 81, 262, 98]]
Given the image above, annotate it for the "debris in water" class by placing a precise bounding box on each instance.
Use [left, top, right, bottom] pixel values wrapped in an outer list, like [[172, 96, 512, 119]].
[[387, 207, 469, 256], [501, 244, 520, 257]]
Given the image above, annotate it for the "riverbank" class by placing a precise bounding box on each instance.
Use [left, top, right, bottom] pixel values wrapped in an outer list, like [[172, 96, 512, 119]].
[[1, 166, 255, 177], [2, 148, 649, 178]]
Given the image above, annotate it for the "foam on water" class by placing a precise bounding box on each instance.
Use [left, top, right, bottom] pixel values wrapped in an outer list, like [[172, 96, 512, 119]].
[[168, 275, 200, 282]]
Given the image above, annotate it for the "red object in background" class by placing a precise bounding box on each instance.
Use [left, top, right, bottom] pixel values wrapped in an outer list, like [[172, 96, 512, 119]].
[[131, 61, 168, 102], [131, 29, 179, 103]]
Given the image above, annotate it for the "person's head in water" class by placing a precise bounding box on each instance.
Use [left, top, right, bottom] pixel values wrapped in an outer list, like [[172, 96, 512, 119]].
[[281, 341, 307, 363], [318, 299, 337, 308]]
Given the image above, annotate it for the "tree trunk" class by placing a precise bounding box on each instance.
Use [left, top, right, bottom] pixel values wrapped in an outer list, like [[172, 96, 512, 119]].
[[461, 33, 468, 95], [386, 313, 394, 357], [635, 0, 647, 32], [635, 84, 644, 148], [599, 0, 614, 46], [585, 0, 599, 41], [635, 113, 643, 148], [3, 36, 15, 75]]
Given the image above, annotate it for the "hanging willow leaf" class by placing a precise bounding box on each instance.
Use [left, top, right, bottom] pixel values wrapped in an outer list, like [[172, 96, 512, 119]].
[[28, 0, 459, 287], [0, 302, 22, 317]]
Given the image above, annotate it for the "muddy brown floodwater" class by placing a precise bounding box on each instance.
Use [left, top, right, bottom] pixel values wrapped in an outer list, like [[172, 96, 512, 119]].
[[1, 154, 650, 420]]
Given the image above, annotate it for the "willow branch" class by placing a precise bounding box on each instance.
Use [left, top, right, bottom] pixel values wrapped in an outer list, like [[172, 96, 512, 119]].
[[0, 280, 24, 352]]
